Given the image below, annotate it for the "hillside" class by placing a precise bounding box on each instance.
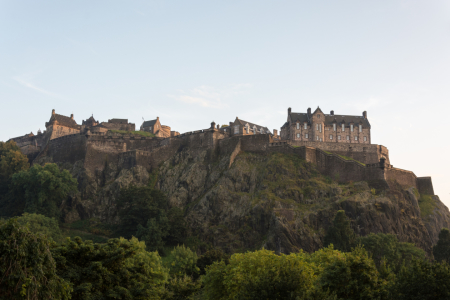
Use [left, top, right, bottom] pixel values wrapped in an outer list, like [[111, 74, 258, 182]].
[[59, 145, 450, 255]]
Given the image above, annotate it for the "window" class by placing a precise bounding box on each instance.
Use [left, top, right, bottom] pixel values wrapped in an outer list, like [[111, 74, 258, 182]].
[[316, 136, 319, 141], [359, 124, 362, 132], [342, 124, 345, 132], [304, 123, 307, 129], [305, 133, 309, 138], [319, 124, 322, 133], [316, 124, 319, 131], [364, 136, 367, 141], [296, 133, 300, 138], [318, 114, 321, 119], [253, 128, 256, 134], [320, 138, 322, 142], [149, 126, 152, 131], [346, 135, 350, 140], [296, 123, 299, 129], [350, 124, 354, 132], [260, 128, 264, 134], [234, 125, 239, 134], [355, 136, 358, 141], [330, 135, 333, 140], [224, 129, 227, 132], [333, 124, 336, 131], [338, 135, 341, 140]]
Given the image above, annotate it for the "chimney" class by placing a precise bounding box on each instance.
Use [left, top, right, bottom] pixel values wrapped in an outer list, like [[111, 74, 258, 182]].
[[330, 110, 334, 116], [217, 124, 220, 129], [52, 109, 55, 115], [363, 111, 367, 119], [273, 129, 278, 136], [211, 121, 216, 129], [70, 114, 74, 120], [288, 107, 291, 115], [307, 107, 311, 116], [229, 122, 233, 127], [157, 116, 159, 121]]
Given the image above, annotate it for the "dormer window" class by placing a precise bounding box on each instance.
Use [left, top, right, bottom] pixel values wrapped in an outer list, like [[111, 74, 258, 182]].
[[359, 124, 362, 132], [304, 123, 307, 129], [296, 123, 299, 129], [234, 125, 239, 134]]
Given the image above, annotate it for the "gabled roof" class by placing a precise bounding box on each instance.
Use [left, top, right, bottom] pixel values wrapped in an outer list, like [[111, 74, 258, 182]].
[[312, 107, 324, 115], [142, 119, 157, 127], [47, 114, 79, 129], [236, 118, 271, 134]]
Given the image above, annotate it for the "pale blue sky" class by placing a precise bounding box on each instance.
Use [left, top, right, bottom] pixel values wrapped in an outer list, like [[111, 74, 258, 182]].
[[1, 0, 449, 205]]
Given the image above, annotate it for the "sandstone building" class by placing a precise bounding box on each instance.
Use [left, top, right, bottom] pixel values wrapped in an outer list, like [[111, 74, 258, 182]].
[[140, 117, 179, 138], [219, 117, 272, 137], [281, 107, 371, 144]]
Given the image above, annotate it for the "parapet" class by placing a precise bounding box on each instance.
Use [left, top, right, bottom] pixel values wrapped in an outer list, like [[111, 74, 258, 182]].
[[417, 177, 435, 195]]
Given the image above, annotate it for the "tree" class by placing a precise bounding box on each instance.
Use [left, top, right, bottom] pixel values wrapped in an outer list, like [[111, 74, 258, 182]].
[[359, 232, 425, 271], [0, 141, 29, 202], [116, 186, 169, 238], [136, 215, 170, 252], [16, 213, 64, 243], [433, 228, 450, 263], [317, 246, 388, 300], [52, 236, 168, 300], [9, 163, 77, 219], [165, 245, 200, 277], [196, 248, 229, 276], [0, 218, 71, 300], [392, 259, 450, 300], [203, 249, 315, 300], [324, 210, 357, 252], [166, 207, 187, 246]]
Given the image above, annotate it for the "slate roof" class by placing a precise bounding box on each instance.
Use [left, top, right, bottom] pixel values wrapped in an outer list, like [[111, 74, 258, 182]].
[[289, 112, 370, 128], [142, 119, 157, 127], [47, 114, 79, 129], [109, 119, 128, 124], [236, 119, 271, 134]]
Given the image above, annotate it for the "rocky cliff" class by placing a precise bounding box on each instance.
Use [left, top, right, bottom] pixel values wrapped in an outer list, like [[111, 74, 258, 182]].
[[57, 146, 450, 255]]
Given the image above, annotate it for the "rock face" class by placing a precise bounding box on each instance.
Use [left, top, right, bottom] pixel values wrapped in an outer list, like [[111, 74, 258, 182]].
[[59, 147, 450, 255]]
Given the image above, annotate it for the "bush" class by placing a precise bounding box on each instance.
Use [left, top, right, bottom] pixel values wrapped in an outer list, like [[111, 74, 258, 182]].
[[433, 228, 450, 263], [16, 213, 63, 242]]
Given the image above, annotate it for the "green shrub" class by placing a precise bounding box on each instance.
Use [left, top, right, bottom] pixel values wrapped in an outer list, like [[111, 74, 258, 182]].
[[165, 245, 199, 277]]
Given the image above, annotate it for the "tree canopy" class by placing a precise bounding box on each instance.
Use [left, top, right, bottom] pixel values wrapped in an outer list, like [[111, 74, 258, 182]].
[[433, 228, 450, 263], [324, 210, 357, 252]]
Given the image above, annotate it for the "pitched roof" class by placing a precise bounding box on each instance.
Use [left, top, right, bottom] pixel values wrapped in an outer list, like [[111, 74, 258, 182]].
[[236, 119, 271, 134], [142, 119, 157, 127], [48, 114, 79, 129], [108, 119, 128, 124], [288, 112, 370, 128]]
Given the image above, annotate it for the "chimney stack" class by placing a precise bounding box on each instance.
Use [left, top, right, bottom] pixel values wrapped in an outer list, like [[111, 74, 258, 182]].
[[363, 111, 367, 119], [288, 107, 291, 115], [70, 114, 74, 120], [157, 116, 159, 121], [229, 122, 233, 127], [330, 110, 334, 116], [273, 129, 278, 136], [307, 107, 311, 116], [52, 109, 55, 115], [211, 121, 216, 129], [217, 124, 220, 129]]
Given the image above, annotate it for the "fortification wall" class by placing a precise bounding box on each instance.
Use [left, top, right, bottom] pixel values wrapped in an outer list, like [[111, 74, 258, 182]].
[[85, 138, 126, 173], [47, 134, 87, 164], [417, 177, 435, 195], [288, 141, 389, 164], [49, 125, 80, 140], [385, 167, 417, 189]]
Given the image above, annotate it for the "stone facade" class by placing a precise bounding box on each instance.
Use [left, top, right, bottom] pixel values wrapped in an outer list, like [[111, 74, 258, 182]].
[[281, 107, 371, 145], [140, 117, 179, 138], [219, 117, 272, 137], [45, 109, 81, 140]]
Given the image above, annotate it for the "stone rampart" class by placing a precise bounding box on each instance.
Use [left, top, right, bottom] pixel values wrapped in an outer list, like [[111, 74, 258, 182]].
[[417, 177, 435, 195], [47, 134, 87, 164], [288, 140, 389, 164]]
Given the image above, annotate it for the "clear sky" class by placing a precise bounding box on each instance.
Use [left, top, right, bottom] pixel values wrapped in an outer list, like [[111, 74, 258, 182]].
[[1, 1, 449, 205]]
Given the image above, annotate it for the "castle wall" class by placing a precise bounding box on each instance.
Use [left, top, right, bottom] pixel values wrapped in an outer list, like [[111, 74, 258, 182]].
[[417, 177, 435, 195], [288, 140, 389, 164], [47, 134, 87, 164]]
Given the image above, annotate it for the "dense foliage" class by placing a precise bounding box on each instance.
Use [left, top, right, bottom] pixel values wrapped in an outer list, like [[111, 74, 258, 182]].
[[0, 218, 71, 300], [324, 210, 357, 252], [116, 186, 187, 252], [8, 163, 77, 219], [433, 228, 450, 263], [16, 212, 64, 242]]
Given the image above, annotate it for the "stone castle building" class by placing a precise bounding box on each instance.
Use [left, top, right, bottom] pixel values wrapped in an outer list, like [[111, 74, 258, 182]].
[[281, 107, 370, 144], [219, 117, 273, 137], [141, 117, 180, 138]]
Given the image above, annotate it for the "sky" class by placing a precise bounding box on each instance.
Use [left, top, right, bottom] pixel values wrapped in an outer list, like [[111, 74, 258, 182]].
[[1, 0, 449, 205]]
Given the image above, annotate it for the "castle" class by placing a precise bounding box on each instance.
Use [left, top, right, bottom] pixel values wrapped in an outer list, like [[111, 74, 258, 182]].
[[8, 107, 435, 197]]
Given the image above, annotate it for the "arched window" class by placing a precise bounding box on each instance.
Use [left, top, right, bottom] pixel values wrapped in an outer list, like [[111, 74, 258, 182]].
[[342, 124, 345, 132]]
